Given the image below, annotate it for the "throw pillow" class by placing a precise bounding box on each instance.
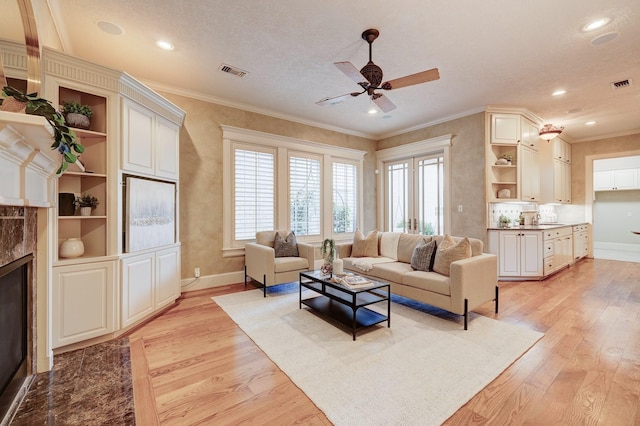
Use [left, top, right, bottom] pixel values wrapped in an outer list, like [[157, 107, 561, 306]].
[[410, 240, 437, 271], [351, 230, 378, 257], [432, 235, 472, 276], [274, 231, 299, 257]]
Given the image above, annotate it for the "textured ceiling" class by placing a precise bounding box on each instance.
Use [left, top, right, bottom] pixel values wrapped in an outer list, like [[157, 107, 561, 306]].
[[2, 0, 640, 141]]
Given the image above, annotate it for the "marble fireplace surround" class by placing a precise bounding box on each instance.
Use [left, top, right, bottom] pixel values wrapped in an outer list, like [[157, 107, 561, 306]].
[[0, 206, 38, 423]]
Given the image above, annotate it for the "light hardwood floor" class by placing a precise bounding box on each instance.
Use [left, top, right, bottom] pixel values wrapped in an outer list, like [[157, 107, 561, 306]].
[[129, 258, 640, 425]]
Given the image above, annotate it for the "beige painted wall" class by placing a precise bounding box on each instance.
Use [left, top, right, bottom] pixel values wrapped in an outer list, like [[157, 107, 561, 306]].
[[378, 112, 487, 242], [159, 92, 377, 279]]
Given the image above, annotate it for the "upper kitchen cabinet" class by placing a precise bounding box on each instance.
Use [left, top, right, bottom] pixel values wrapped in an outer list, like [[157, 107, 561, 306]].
[[485, 108, 543, 202], [594, 168, 638, 191], [540, 136, 572, 204]]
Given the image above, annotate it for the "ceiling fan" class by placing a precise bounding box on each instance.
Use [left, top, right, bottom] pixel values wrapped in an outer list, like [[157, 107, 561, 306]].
[[316, 28, 440, 113]]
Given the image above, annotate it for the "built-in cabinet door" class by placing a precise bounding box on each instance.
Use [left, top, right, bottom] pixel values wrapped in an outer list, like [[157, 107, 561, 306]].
[[154, 116, 180, 180], [121, 252, 155, 328], [155, 246, 180, 309], [594, 169, 638, 191], [520, 146, 540, 201], [52, 260, 116, 348], [491, 114, 521, 145], [498, 232, 520, 276], [520, 232, 542, 276], [521, 119, 539, 151], [552, 160, 571, 203], [121, 98, 155, 175]]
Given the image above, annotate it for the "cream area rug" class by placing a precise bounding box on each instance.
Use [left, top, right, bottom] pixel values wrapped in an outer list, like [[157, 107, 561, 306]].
[[213, 287, 543, 425]]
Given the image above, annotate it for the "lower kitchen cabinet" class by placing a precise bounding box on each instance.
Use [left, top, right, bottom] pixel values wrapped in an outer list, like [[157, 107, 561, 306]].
[[52, 259, 116, 348], [121, 245, 180, 328], [492, 230, 542, 277], [543, 227, 573, 276]]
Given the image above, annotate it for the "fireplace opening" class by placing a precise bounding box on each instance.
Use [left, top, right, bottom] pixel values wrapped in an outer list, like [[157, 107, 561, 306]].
[[0, 253, 32, 422]]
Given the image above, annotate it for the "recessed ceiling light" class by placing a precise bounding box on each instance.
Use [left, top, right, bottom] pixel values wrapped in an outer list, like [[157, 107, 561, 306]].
[[368, 108, 378, 115], [156, 40, 174, 51], [583, 18, 609, 32], [552, 90, 566, 96], [585, 121, 596, 126], [96, 20, 124, 35]]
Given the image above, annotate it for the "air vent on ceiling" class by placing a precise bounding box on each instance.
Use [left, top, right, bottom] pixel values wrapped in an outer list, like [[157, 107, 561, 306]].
[[219, 64, 249, 78], [610, 78, 632, 90]]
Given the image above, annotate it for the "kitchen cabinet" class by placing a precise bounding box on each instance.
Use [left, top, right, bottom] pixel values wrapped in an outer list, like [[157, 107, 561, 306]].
[[52, 260, 116, 348], [520, 145, 540, 202], [486, 110, 542, 202], [593, 169, 638, 191], [495, 230, 542, 277], [540, 137, 572, 204], [543, 227, 573, 275], [572, 224, 589, 261], [121, 245, 180, 328]]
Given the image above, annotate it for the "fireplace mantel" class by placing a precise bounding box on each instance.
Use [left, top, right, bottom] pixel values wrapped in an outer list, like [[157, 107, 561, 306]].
[[0, 111, 59, 207]]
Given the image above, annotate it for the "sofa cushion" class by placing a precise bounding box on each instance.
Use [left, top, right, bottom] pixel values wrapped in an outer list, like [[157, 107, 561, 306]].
[[379, 232, 401, 260], [402, 270, 451, 296], [274, 231, 298, 257], [433, 235, 472, 276], [397, 234, 432, 263], [368, 261, 413, 284], [352, 230, 378, 257], [274, 256, 308, 273], [432, 235, 483, 256], [410, 240, 437, 271]]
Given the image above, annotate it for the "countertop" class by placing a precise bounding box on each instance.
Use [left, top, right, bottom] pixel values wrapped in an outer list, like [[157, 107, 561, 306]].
[[487, 222, 588, 231]]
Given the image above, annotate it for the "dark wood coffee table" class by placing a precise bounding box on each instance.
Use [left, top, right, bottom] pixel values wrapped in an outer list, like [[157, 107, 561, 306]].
[[299, 270, 390, 340]]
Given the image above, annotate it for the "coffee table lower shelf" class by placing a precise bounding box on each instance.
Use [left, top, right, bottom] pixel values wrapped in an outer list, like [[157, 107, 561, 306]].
[[301, 295, 388, 340]]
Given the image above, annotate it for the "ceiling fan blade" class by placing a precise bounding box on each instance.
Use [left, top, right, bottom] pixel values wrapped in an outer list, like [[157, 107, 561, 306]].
[[372, 94, 397, 113], [316, 93, 355, 106], [381, 68, 440, 90], [334, 61, 368, 84]]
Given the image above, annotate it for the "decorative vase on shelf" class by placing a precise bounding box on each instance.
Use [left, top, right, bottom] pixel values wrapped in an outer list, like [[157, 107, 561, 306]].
[[59, 238, 85, 258], [80, 206, 92, 216]]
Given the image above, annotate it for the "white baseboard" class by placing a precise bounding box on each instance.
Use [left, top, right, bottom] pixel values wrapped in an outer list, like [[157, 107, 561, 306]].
[[593, 241, 640, 253], [180, 270, 245, 292]]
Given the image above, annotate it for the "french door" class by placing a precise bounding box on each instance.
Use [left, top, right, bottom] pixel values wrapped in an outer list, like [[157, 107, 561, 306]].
[[384, 154, 444, 235]]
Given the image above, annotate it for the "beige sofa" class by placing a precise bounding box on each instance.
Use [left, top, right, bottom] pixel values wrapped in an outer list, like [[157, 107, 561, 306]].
[[245, 230, 315, 297], [337, 232, 498, 329]]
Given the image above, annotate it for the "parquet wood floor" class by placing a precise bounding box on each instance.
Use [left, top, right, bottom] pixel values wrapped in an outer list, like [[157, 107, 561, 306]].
[[129, 258, 640, 425]]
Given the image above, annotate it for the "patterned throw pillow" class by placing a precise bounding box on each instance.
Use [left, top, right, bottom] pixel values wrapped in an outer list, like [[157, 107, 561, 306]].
[[410, 240, 437, 271], [274, 231, 299, 257], [432, 235, 472, 276], [351, 230, 378, 257]]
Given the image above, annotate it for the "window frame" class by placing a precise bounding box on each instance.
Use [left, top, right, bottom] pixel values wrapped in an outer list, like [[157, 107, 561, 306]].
[[222, 125, 366, 257]]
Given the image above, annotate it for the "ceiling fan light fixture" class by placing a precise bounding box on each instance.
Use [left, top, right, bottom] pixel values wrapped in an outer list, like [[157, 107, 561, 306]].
[[539, 124, 564, 141]]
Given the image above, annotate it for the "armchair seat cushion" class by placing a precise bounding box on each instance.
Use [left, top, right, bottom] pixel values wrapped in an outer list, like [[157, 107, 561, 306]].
[[274, 256, 309, 273]]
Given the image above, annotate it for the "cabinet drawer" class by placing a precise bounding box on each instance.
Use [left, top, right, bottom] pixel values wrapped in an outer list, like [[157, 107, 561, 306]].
[[544, 242, 554, 257], [544, 257, 555, 275], [544, 227, 571, 240]]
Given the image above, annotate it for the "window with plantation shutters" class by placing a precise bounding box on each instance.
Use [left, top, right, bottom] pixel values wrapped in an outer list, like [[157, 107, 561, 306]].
[[234, 148, 275, 240], [289, 155, 321, 236], [333, 161, 357, 234], [222, 126, 366, 256]]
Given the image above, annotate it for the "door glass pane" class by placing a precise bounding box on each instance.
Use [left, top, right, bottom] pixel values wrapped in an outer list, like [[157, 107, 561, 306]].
[[386, 162, 409, 232], [416, 156, 444, 235]]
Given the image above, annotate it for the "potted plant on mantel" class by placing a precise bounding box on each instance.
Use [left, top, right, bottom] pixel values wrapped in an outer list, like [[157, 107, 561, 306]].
[[75, 193, 99, 216], [62, 101, 93, 130], [0, 86, 85, 174]]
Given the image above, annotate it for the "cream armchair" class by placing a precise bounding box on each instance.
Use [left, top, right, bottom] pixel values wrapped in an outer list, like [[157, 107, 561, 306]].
[[244, 230, 315, 297]]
